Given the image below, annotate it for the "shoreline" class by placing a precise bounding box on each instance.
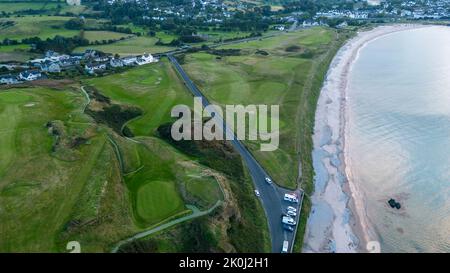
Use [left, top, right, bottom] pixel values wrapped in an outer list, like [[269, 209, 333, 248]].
[[303, 24, 428, 253]]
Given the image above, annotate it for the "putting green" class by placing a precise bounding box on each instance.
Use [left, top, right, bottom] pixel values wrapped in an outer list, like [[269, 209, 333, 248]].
[[136, 180, 185, 225]]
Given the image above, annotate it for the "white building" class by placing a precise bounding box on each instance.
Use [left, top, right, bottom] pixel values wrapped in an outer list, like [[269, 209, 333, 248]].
[[121, 56, 138, 66], [19, 71, 42, 81], [135, 53, 157, 65], [66, 0, 81, 6], [85, 63, 107, 74]]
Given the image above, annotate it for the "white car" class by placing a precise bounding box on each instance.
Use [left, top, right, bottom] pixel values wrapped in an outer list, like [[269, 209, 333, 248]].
[[254, 190, 260, 197], [287, 210, 296, 217], [287, 206, 297, 213], [265, 177, 272, 184], [284, 193, 299, 203], [282, 216, 296, 226]]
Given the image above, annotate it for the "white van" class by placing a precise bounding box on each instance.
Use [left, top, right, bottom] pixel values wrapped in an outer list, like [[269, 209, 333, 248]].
[[284, 193, 299, 203], [282, 216, 296, 225], [282, 240, 289, 253]]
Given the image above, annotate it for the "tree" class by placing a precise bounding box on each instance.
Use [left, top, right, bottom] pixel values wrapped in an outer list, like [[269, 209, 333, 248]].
[[64, 18, 85, 30]]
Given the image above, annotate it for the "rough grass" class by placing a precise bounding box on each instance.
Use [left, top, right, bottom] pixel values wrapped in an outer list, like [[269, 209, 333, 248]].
[[84, 60, 193, 136], [82, 31, 132, 42], [0, 2, 61, 13], [181, 27, 355, 251], [181, 27, 336, 189], [0, 15, 105, 41], [0, 87, 112, 252], [0, 44, 37, 62], [73, 36, 174, 56]]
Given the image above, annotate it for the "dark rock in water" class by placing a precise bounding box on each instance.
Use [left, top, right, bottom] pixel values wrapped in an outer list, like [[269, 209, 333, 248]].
[[388, 198, 401, 209], [388, 199, 396, 208]]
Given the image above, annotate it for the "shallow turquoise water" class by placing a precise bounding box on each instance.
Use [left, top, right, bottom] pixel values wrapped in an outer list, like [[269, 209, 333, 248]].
[[347, 26, 450, 252]]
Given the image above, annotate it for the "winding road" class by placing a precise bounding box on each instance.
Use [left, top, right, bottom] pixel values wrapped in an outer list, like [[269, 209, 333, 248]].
[[167, 54, 303, 253]]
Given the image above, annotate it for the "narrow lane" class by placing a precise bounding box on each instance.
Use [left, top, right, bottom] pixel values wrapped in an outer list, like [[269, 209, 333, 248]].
[[167, 54, 303, 252]]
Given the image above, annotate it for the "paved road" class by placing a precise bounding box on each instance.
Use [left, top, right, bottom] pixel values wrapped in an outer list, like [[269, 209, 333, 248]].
[[167, 54, 303, 253]]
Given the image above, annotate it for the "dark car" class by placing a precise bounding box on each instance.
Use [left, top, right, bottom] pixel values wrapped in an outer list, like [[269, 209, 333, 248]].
[[283, 224, 294, 232]]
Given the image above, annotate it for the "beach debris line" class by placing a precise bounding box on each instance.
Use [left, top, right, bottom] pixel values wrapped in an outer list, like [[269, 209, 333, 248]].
[[388, 198, 401, 209]]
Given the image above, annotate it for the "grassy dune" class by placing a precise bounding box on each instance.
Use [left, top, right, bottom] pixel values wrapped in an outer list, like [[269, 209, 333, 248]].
[[85, 60, 193, 136], [85, 61, 223, 227], [87, 60, 269, 252], [182, 27, 337, 189], [0, 87, 113, 252]]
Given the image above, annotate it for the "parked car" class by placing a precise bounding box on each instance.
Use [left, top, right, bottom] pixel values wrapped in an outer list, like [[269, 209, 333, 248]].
[[287, 206, 297, 213], [282, 216, 296, 226], [287, 210, 296, 217], [265, 177, 272, 184], [283, 225, 294, 232], [284, 193, 299, 203], [281, 240, 289, 253], [254, 190, 260, 197]]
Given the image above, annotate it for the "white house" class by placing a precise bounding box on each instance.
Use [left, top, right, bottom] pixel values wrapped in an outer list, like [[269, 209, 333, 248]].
[[136, 53, 157, 65], [110, 58, 124, 68], [66, 0, 81, 6], [40, 61, 61, 73], [85, 63, 107, 74], [122, 56, 138, 66], [19, 71, 42, 81]]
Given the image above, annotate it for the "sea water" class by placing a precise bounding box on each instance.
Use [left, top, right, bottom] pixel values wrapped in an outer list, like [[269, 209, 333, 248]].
[[346, 26, 450, 252]]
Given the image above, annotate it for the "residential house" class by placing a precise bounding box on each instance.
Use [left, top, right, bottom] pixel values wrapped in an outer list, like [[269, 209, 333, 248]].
[[0, 74, 20, 85], [19, 71, 42, 81], [135, 53, 156, 65], [85, 63, 107, 74], [110, 58, 124, 68], [83, 49, 98, 59], [60, 57, 80, 69], [40, 61, 61, 73], [94, 56, 110, 62], [122, 56, 137, 66]]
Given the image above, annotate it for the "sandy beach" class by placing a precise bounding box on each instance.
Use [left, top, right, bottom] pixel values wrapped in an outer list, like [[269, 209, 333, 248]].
[[302, 24, 428, 253]]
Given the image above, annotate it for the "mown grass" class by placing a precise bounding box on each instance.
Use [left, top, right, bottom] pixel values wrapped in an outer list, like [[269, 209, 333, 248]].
[[84, 60, 193, 136], [74, 35, 174, 56], [0, 86, 113, 252], [0, 2, 61, 13], [181, 27, 336, 189], [181, 27, 355, 251], [0, 15, 106, 41], [82, 31, 132, 43]]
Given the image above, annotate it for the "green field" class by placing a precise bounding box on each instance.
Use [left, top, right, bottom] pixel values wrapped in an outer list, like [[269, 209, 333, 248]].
[[180, 27, 353, 251], [0, 86, 117, 252], [181, 28, 337, 189], [0, 70, 226, 252], [85, 60, 269, 252], [0, 2, 61, 13], [85, 60, 222, 227], [0, 44, 36, 62], [85, 60, 193, 136], [74, 35, 174, 56], [136, 181, 185, 222], [0, 15, 106, 41], [82, 30, 133, 42]]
